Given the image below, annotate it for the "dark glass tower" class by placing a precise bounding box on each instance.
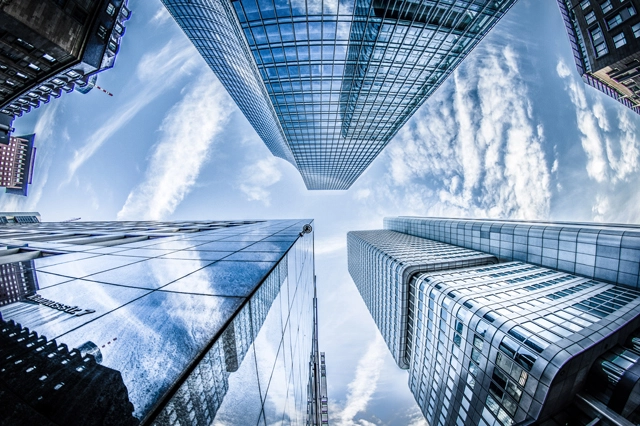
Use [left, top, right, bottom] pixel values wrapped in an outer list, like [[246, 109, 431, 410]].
[[348, 217, 640, 426], [0, 0, 131, 126], [161, 0, 517, 189], [0, 219, 322, 425]]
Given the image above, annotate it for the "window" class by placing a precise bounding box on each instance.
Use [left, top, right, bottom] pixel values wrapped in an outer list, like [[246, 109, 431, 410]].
[[27, 63, 40, 71], [108, 41, 118, 52], [66, 70, 81, 79], [97, 25, 108, 40], [14, 38, 34, 51], [607, 6, 637, 29], [114, 23, 124, 35], [608, 14, 624, 28], [613, 32, 627, 47], [585, 11, 597, 24], [600, 0, 613, 13], [580, 0, 591, 10], [633, 22, 640, 38], [42, 53, 55, 63], [106, 3, 116, 16], [595, 40, 609, 57]]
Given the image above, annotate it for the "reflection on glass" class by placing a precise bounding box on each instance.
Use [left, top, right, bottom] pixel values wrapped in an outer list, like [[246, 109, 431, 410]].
[[0, 315, 138, 425], [0, 220, 316, 424], [0, 260, 38, 306]]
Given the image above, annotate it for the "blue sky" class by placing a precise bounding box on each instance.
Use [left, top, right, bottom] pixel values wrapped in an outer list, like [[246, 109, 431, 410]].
[[2, 0, 640, 424]]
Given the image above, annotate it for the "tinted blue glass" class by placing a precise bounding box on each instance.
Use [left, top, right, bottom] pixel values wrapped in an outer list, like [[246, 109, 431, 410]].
[[162, 261, 276, 296], [162, 0, 516, 189], [61, 291, 244, 419], [225, 251, 285, 261], [38, 255, 143, 278], [1, 279, 150, 338], [84, 258, 213, 289]]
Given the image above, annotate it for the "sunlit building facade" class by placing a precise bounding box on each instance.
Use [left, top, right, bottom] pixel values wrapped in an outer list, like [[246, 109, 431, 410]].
[[557, 0, 640, 114], [0, 219, 320, 425], [162, 0, 517, 189], [348, 217, 640, 426]]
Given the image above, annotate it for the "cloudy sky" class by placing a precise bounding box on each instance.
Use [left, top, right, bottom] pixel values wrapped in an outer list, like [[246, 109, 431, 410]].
[[3, 0, 640, 424]]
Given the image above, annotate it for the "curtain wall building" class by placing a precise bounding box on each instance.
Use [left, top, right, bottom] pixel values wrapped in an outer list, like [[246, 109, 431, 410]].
[[161, 0, 517, 190], [557, 0, 640, 114], [0, 218, 325, 425], [348, 217, 640, 426]]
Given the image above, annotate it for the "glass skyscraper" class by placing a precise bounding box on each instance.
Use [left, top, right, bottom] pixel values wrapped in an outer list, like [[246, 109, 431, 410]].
[[0, 218, 323, 425], [161, 0, 517, 190], [348, 217, 640, 426]]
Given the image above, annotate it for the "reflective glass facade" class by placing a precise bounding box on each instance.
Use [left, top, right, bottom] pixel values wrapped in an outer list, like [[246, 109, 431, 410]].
[[162, 0, 517, 189], [348, 219, 640, 425], [0, 219, 316, 425]]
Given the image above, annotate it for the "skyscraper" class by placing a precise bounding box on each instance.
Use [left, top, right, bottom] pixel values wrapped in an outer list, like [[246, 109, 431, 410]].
[[162, 0, 517, 190], [0, 0, 131, 126], [348, 217, 640, 426], [0, 218, 323, 425], [0, 134, 36, 196], [557, 0, 640, 114]]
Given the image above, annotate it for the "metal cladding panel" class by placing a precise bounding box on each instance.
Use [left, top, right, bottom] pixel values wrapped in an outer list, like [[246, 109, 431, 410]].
[[347, 229, 496, 368], [406, 262, 640, 426], [385, 217, 640, 289]]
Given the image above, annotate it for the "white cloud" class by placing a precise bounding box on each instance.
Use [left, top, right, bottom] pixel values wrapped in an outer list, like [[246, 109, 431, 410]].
[[238, 157, 282, 206], [150, 4, 171, 26], [0, 103, 63, 212], [117, 72, 233, 220], [334, 333, 387, 426], [65, 37, 202, 183], [315, 235, 346, 255], [354, 188, 371, 201], [377, 44, 551, 220], [556, 60, 572, 78], [592, 194, 610, 222], [407, 414, 429, 426], [606, 109, 639, 182], [556, 58, 640, 184]]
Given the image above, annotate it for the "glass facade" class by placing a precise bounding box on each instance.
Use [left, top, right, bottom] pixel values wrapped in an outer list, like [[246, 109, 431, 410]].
[[406, 262, 640, 426], [0, 219, 316, 425], [162, 0, 517, 189], [385, 217, 640, 288], [348, 218, 640, 425], [347, 229, 497, 367]]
